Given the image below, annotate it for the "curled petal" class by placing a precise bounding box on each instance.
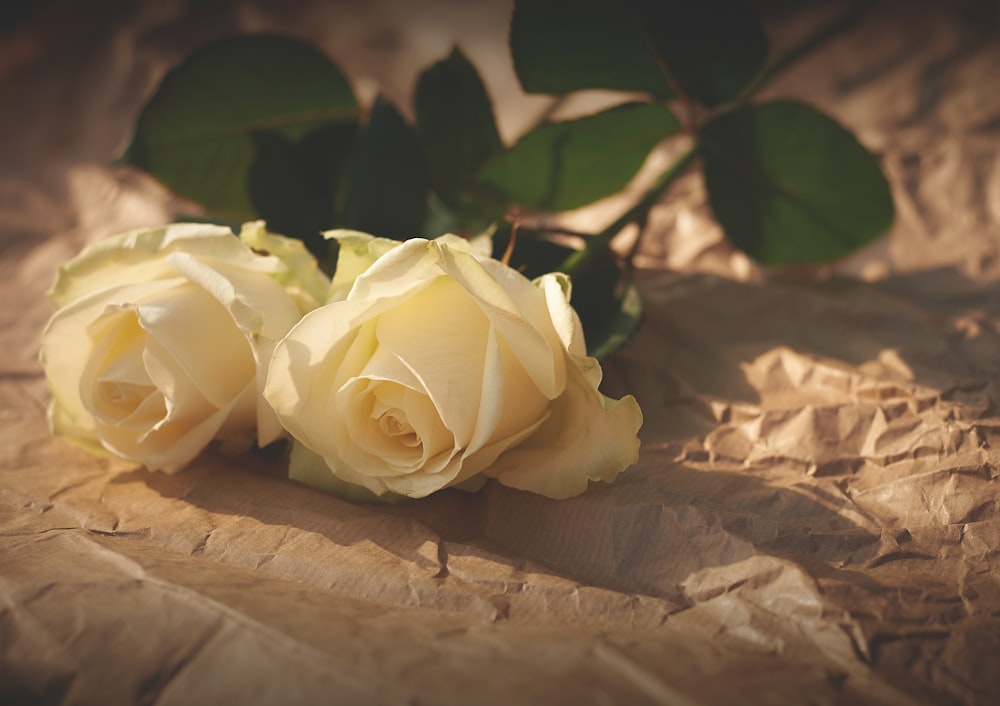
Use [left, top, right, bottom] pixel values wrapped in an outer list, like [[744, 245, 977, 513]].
[[485, 354, 642, 499], [324, 230, 402, 302]]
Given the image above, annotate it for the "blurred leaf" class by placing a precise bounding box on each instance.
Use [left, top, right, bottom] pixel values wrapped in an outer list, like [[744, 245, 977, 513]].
[[123, 35, 359, 222], [510, 0, 766, 105], [420, 192, 498, 239], [415, 48, 503, 193], [427, 184, 507, 235], [421, 193, 465, 239], [248, 122, 357, 256], [700, 100, 894, 265], [343, 96, 428, 239], [510, 0, 673, 97], [414, 48, 508, 231], [629, 0, 767, 106], [478, 103, 678, 212], [492, 228, 642, 358]]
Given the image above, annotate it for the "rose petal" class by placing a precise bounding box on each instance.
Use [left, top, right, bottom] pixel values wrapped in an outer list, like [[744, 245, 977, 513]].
[[324, 230, 402, 302], [467, 324, 549, 454], [375, 277, 489, 446], [47, 223, 250, 309], [441, 247, 566, 400], [267, 309, 377, 451], [71, 300, 233, 471], [166, 251, 304, 446], [82, 310, 157, 426], [485, 353, 643, 499], [267, 253, 445, 455], [347, 239, 452, 306], [535, 272, 587, 356], [70, 297, 256, 472], [41, 280, 180, 445], [458, 407, 550, 481], [288, 441, 404, 503], [134, 283, 254, 410], [140, 336, 216, 426], [99, 398, 239, 473], [329, 342, 457, 479], [345, 340, 422, 391], [329, 449, 464, 498], [336, 377, 453, 475]]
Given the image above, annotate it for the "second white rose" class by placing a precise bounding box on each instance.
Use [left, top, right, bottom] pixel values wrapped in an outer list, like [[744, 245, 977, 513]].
[[265, 234, 642, 499]]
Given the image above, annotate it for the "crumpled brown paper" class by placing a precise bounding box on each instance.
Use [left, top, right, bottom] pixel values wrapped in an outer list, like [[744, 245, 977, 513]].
[[2, 1, 999, 704]]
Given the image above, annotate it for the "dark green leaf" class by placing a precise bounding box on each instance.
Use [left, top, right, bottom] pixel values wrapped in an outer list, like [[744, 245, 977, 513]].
[[510, 0, 766, 104], [414, 48, 508, 231], [421, 193, 465, 240], [629, 0, 768, 106], [415, 48, 503, 192], [510, 0, 673, 97], [420, 192, 499, 240], [343, 96, 428, 239], [492, 228, 642, 358], [123, 35, 359, 222], [247, 122, 357, 256], [700, 100, 895, 265], [567, 247, 643, 359], [478, 103, 678, 212]]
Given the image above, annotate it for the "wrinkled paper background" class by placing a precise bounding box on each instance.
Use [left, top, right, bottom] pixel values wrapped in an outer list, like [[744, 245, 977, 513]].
[[2, 1, 999, 704]]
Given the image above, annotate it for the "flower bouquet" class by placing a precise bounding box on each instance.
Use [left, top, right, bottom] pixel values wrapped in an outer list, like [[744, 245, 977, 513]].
[[40, 0, 891, 502]]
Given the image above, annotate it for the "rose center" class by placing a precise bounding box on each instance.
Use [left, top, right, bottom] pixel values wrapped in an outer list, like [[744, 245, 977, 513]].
[[373, 404, 420, 447], [97, 379, 156, 412]]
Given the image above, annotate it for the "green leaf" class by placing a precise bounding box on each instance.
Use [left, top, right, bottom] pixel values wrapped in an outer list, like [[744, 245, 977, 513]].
[[414, 48, 508, 230], [567, 247, 643, 359], [420, 192, 498, 240], [415, 48, 503, 193], [247, 123, 357, 256], [509, 0, 766, 105], [510, 0, 673, 97], [123, 35, 359, 222], [700, 100, 895, 265], [492, 228, 642, 358], [478, 103, 678, 212], [343, 96, 428, 239], [629, 0, 768, 106]]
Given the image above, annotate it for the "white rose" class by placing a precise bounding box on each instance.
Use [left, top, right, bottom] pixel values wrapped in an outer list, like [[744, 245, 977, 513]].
[[265, 235, 642, 499], [40, 221, 329, 472]]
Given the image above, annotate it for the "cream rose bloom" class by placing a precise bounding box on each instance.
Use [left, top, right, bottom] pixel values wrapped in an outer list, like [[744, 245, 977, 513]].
[[265, 234, 642, 499], [40, 221, 329, 472]]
